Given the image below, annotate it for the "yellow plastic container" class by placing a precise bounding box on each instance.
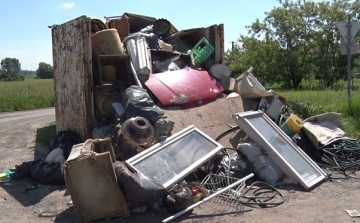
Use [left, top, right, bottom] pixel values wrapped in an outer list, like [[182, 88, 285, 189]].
[[281, 114, 303, 137], [91, 29, 124, 82]]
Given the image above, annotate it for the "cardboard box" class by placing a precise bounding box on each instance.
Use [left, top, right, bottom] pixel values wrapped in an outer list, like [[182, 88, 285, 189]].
[[64, 143, 129, 223]]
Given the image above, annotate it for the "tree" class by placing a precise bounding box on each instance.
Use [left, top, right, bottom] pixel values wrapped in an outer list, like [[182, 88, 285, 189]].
[[0, 58, 24, 81], [36, 62, 53, 79], [230, 0, 360, 89]]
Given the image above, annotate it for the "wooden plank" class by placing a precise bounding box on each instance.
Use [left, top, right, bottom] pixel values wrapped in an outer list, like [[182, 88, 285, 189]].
[[52, 16, 93, 140]]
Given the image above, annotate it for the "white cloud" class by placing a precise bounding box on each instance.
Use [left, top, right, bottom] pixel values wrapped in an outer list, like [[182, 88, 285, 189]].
[[61, 2, 74, 9]]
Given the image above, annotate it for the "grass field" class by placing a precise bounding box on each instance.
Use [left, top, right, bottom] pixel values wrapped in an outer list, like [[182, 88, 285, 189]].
[[0, 76, 359, 138], [0, 76, 54, 112], [277, 90, 360, 138]]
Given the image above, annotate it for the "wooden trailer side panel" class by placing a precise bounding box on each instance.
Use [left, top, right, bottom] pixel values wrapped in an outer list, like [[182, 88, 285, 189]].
[[52, 16, 93, 140]]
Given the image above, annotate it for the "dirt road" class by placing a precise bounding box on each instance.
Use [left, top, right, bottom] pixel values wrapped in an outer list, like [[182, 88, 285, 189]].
[[1, 108, 360, 223]]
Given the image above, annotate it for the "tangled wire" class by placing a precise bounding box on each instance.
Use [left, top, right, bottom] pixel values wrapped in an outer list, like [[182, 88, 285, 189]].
[[315, 138, 360, 179]]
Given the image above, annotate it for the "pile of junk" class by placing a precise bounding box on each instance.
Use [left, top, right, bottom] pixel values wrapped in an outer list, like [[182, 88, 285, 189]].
[[5, 12, 360, 223]]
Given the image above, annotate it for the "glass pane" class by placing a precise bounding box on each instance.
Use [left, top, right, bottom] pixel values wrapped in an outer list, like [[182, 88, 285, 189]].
[[133, 131, 218, 185], [247, 116, 321, 183]]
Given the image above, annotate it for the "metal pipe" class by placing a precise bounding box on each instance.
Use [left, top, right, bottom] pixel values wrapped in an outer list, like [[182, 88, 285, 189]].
[[162, 173, 254, 223], [347, 14, 352, 98]]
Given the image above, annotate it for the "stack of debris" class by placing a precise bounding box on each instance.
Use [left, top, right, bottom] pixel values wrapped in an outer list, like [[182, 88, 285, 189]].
[[7, 12, 360, 223]]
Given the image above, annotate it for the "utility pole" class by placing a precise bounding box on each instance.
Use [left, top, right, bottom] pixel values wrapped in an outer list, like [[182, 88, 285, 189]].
[[230, 41, 236, 51]]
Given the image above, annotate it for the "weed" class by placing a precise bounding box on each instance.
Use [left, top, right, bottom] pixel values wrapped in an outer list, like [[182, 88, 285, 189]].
[[36, 121, 56, 146]]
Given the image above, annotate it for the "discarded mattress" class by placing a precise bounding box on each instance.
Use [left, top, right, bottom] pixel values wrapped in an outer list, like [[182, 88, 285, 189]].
[[145, 66, 224, 108]]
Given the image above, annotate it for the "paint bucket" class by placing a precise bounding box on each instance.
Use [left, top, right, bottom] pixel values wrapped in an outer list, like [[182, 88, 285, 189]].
[[281, 114, 303, 137], [91, 29, 124, 81]]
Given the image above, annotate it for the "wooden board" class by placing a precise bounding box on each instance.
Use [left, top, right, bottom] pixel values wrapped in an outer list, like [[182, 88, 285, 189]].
[[52, 16, 94, 140]]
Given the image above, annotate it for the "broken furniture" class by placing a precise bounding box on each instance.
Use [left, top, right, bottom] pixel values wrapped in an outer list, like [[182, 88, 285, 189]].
[[232, 111, 327, 190], [64, 141, 129, 223], [105, 15, 130, 39], [126, 125, 223, 189]]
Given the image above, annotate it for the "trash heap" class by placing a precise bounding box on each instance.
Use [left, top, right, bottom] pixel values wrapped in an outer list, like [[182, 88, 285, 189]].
[[4, 12, 360, 223]]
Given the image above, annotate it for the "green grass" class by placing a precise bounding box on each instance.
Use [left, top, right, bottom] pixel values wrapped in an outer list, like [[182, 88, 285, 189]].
[[277, 90, 360, 138], [0, 78, 54, 112], [36, 121, 56, 146]]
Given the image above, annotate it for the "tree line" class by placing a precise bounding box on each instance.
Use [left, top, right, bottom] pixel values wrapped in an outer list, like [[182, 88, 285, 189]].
[[0, 57, 53, 81], [226, 0, 360, 89]]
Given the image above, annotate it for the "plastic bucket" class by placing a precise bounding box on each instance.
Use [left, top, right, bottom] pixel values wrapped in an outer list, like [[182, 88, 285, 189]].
[[281, 114, 303, 137]]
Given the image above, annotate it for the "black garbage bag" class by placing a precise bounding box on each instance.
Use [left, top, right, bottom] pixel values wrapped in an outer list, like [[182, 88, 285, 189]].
[[121, 85, 166, 123], [13, 160, 36, 180], [50, 130, 82, 159], [13, 160, 65, 185], [30, 160, 65, 185], [113, 161, 169, 209], [213, 151, 252, 179]]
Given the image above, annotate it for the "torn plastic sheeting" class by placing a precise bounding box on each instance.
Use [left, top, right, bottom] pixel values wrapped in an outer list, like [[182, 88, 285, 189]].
[[145, 66, 224, 108], [302, 112, 346, 149]]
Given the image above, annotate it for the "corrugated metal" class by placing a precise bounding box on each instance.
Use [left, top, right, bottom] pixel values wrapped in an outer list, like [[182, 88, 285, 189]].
[[122, 12, 178, 34], [52, 16, 93, 140]]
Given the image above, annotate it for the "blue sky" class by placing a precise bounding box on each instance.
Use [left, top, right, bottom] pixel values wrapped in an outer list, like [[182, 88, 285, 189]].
[[0, 0, 283, 70]]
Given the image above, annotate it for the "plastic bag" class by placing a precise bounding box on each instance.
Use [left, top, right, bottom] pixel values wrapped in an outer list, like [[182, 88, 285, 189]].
[[238, 142, 282, 185], [30, 161, 65, 185], [213, 152, 252, 179], [121, 85, 166, 123], [50, 130, 82, 159], [113, 161, 168, 209], [237, 142, 262, 162], [13, 160, 65, 185]]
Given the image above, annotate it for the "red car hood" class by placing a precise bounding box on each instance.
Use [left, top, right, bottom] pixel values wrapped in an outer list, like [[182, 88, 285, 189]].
[[145, 66, 224, 108]]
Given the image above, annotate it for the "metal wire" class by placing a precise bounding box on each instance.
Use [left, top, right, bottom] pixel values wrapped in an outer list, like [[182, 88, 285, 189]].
[[315, 138, 360, 180]]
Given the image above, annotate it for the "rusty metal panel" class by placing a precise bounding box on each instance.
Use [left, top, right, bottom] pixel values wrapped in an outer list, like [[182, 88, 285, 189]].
[[52, 16, 93, 140]]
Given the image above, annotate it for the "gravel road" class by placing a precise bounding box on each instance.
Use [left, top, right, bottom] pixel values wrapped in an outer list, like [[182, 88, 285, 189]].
[[1, 108, 360, 223]]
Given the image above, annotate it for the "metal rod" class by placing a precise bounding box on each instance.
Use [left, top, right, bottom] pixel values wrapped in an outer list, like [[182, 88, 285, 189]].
[[347, 14, 352, 98], [161, 173, 254, 223]]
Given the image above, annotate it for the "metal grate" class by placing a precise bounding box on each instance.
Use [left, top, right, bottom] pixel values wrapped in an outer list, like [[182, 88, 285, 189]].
[[199, 173, 246, 214]]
